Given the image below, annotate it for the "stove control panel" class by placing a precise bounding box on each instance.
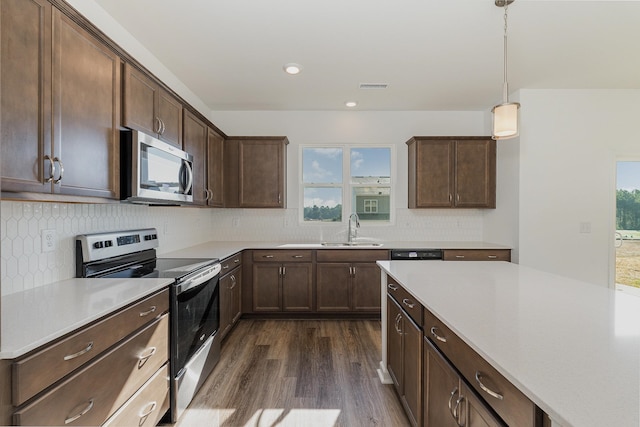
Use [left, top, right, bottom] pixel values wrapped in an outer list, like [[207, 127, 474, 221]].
[[77, 228, 159, 263]]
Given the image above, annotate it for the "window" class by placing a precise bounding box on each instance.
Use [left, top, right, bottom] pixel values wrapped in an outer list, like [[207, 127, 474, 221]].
[[301, 146, 392, 223], [363, 199, 378, 213]]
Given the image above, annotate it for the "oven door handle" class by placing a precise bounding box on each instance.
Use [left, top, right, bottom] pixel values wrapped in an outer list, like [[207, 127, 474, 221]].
[[176, 264, 221, 294]]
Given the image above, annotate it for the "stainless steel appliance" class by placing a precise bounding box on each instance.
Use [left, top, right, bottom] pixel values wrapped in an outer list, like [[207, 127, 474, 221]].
[[390, 249, 443, 260], [76, 228, 220, 422], [121, 130, 194, 205]]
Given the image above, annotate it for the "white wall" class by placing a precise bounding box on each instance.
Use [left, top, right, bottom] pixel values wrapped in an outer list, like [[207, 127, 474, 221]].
[[517, 89, 640, 286]]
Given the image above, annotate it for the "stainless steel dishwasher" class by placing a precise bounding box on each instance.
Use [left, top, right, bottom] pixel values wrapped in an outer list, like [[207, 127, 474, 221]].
[[390, 249, 443, 260]]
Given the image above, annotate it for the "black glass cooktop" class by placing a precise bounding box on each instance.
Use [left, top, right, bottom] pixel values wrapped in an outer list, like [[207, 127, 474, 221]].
[[100, 257, 218, 280]]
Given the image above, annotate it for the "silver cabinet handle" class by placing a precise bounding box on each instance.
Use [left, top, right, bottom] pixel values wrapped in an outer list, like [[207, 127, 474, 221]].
[[222, 264, 230, 270], [488, 255, 497, 259], [475, 371, 504, 400], [456, 194, 460, 202], [394, 313, 402, 334], [154, 117, 162, 134], [292, 255, 303, 258], [449, 194, 452, 202], [455, 255, 465, 259], [63, 341, 94, 361], [230, 275, 236, 289], [448, 387, 458, 416], [44, 155, 56, 183], [139, 401, 157, 419], [53, 157, 64, 184], [139, 306, 157, 317], [65, 399, 94, 424], [402, 298, 415, 309], [263, 255, 274, 258], [388, 283, 398, 291], [160, 119, 166, 135], [234, 259, 240, 264], [278, 193, 282, 204], [454, 395, 465, 427], [137, 347, 157, 369], [282, 266, 286, 276], [430, 326, 447, 343]]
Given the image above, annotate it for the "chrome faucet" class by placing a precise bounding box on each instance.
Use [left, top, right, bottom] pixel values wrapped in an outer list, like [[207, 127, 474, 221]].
[[348, 213, 360, 243]]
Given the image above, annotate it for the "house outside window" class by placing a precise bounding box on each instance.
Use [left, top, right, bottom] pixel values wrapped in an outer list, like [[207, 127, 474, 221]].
[[301, 146, 392, 223]]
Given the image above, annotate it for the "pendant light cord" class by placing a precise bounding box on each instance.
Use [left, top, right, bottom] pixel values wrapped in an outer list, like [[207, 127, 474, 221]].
[[502, 4, 510, 103]]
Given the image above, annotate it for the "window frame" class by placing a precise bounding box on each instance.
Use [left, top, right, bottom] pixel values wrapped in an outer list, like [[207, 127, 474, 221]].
[[299, 144, 395, 225]]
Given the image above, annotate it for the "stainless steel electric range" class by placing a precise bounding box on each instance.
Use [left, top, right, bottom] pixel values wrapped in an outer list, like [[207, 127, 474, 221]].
[[76, 228, 221, 422]]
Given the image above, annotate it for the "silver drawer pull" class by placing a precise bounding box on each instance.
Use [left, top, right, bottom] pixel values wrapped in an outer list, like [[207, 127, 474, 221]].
[[138, 347, 157, 362], [292, 255, 303, 258], [455, 255, 465, 259], [139, 401, 157, 418], [430, 326, 447, 343], [394, 313, 402, 334], [234, 259, 240, 263], [63, 342, 94, 361], [402, 298, 415, 309], [487, 255, 497, 259], [263, 255, 274, 258], [475, 371, 504, 400], [65, 399, 94, 424], [222, 264, 230, 270], [388, 284, 398, 291], [139, 306, 157, 317]]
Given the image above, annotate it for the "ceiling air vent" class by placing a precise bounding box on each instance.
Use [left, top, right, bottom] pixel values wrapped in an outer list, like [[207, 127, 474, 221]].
[[359, 83, 389, 90]]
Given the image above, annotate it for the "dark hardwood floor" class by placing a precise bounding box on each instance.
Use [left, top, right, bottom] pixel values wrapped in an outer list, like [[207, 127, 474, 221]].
[[174, 319, 409, 427]]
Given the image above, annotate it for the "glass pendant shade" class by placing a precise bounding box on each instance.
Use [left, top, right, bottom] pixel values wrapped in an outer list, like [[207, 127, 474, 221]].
[[492, 102, 520, 139]]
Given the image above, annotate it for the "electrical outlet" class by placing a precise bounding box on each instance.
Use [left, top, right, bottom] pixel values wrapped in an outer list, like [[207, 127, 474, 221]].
[[232, 218, 240, 228], [579, 222, 591, 234], [42, 229, 56, 252]]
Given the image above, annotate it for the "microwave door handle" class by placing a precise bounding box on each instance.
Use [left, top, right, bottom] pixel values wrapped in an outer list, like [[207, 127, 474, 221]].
[[180, 160, 193, 195]]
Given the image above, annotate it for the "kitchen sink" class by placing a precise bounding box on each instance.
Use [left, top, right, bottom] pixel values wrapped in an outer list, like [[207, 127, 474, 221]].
[[320, 242, 383, 247]]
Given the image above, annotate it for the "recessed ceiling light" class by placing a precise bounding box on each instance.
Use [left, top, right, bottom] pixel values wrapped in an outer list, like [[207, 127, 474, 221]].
[[345, 101, 358, 108], [283, 63, 302, 75]]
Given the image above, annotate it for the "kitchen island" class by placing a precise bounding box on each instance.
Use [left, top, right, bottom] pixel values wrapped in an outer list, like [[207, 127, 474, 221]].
[[377, 260, 640, 427]]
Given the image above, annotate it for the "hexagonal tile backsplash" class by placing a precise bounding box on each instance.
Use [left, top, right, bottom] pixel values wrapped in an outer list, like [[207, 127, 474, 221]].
[[1, 201, 483, 296]]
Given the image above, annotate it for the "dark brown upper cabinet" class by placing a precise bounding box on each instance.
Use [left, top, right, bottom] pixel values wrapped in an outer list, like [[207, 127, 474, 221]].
[[182, 110, 208, 206], [1, 0, 120, 199], [207, 127, 225, 207], [224, 137, 288, 208], [407, 137, 496, 209], [123, 63, 182, 148]]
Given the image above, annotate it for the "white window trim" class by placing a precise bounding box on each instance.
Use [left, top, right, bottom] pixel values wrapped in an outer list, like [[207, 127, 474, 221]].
[[298, 144, 395, 225]]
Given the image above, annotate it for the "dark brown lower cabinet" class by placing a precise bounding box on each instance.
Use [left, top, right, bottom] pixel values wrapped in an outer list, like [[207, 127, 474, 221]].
[[424, 337, 504, 427], [252, 263, 313, 312], [387, 296, 422, 427], [219, 266, 242, 340], [316, 261, 382, 312]]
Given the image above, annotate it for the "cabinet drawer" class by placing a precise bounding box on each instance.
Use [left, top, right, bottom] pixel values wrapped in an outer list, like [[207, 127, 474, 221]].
[[423, 310, 536, 427], [14, 314, 168, 426], [12, 288, 169, 406], [443, 249, 510, 262], [252, 250, 312, 262], [220, 252, 242, 273], [387, 278, 422, 327], [316, 249, 388, 263], [103, 363, 169, 427]]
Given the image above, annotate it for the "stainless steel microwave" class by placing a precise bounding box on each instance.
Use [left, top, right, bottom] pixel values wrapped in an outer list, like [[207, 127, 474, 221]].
[[121, 130, 194, 204]]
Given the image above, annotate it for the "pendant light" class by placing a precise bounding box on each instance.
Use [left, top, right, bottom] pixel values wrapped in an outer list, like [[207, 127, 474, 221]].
[[492, 0, 520, 140]]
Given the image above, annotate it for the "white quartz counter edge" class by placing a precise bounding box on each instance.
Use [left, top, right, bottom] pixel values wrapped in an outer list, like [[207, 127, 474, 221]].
[[160, 240, 510, 260], [377, 260, 640, 427], [0, 278, 173, 359]]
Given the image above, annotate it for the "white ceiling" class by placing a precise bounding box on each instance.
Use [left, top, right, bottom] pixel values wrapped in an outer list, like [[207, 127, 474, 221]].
[[92, 0, 640, 112]]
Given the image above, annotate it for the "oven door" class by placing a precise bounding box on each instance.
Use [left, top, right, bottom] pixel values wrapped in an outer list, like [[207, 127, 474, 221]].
[[172, 264, 221, 374]]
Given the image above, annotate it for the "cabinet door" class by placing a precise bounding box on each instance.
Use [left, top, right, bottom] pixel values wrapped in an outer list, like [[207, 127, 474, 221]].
[[252, 264, 282, 312], [219, 273, 232, 340], [157, 88, 182, 147], [123, 63, 157, 137], [387, 296, 403, 391], [351, 262, 381, 312], [455, 139, 496, 208], [411, 140, 454, 208], [403, 315, 423, 427], [52, 10, 120, 199], [183, 110, 208, 205], [281, 263, 313, 312], [316, 263, 351, 311], [238, 138, 286, 208], [424, 338, 460, 427], [463, 383, 506, 427], [1, 0, 52, 194], [207, 128, 224, 207], [230, 268, 242, 324]]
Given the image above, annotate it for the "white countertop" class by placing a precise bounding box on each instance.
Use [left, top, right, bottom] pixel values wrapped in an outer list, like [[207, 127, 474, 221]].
[[161, 240, 510, 260], [0, 278, 172, 359], [377, 260, 640, 427]]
